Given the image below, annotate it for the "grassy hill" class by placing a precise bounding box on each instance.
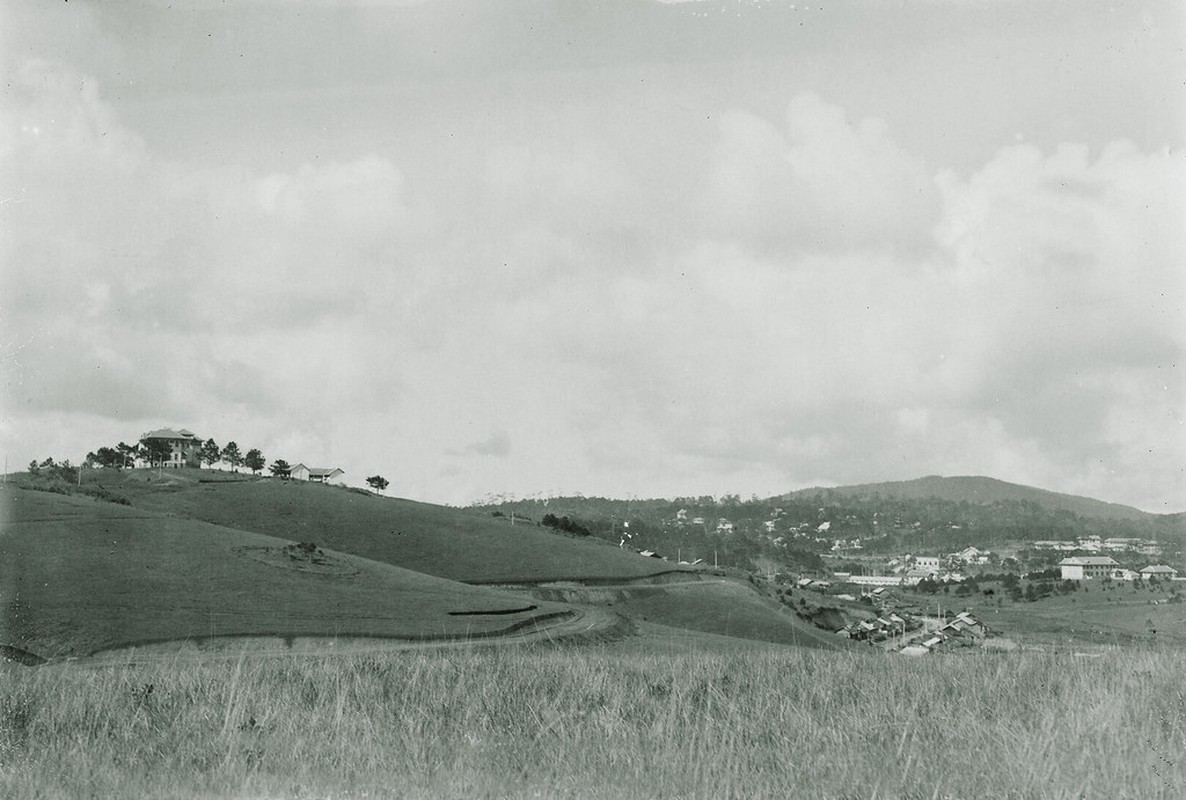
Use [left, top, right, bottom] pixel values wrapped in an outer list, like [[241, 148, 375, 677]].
[[526, 578, 851, 650], [0, 486, 571, 659], [785, 475, 1157, 521], [1, 470, 857, 658], [92, 469, 679, 584]]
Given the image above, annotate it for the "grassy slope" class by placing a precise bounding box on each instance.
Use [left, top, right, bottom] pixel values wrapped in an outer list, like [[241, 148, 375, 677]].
[[789, 474, 1155, 521], [58, 470, 848, 651], [0, 486, 569, 659], [961, 585, 1186, 647], [106, 470, 678, 583], [529, 579, 851, 650]]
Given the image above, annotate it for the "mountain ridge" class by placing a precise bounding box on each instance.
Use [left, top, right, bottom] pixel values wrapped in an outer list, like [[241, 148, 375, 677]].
[[780, 475, 1160, 522]]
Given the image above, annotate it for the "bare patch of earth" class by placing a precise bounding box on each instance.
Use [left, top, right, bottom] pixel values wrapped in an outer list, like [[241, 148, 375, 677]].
[[234, 543, 360, 577]]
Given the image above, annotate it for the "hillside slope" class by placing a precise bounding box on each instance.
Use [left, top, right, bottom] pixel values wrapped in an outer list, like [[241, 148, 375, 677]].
[[0, 486, 570, 659], [525, 578, 851, 650], [108, 471, 678, 583], [784, 475, 1156, 522]]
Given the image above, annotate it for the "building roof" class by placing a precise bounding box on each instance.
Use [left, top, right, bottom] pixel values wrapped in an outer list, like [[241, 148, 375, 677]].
[[1058, 556, 1119, 566], [307, 467, 344, 477], [141, 428, 200, 441], [1140, 565, 1178, 574]]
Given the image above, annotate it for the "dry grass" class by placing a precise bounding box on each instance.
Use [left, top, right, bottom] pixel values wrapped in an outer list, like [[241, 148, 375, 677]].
[[3, 646, 1184, 799]]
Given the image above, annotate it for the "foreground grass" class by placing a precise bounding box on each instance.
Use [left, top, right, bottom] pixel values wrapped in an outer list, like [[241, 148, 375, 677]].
[[3, 647, 1184, 799]]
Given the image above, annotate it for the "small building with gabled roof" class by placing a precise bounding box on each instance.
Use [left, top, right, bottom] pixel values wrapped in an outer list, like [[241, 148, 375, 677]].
[[1140, 565, 1179, 580], [289, 464, 346, 485]]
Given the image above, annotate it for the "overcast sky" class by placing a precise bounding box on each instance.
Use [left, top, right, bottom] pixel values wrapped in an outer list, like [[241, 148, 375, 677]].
[[2, 0, 1183, 512]]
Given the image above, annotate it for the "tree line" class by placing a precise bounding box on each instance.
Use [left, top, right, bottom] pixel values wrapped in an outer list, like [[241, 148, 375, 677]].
[[83, 439, 270, 474], [75, 436, 390, 494]]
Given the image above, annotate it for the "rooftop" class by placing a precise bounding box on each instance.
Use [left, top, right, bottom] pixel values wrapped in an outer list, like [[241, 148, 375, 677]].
[[141, 428, 200, 441], [1058, 556, 1119, 566]]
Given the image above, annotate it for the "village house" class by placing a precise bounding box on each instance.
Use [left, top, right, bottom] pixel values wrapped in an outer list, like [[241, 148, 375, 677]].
[[1139, 565, 1179, 580], [139, 428, 203, 468], [1058, 556, 1119, 580], [950, 546, 990, 565]]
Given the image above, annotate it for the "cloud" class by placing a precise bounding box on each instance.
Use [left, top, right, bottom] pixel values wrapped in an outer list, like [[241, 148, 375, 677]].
[[2, 53, 1181, 511], [705, 93, 939, 253], [456, 431, 512, 458]]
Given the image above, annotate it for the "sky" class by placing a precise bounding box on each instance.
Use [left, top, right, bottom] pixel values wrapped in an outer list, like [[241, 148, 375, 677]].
[[1, 0, 1184, 512]]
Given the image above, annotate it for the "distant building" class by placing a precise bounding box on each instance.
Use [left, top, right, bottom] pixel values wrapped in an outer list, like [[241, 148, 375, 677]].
[[289, 464, 346, 484], [914, 556, 940, 575], [1059, 556, 1119, 580], [846, 575, 903, 587], [139, 428, 202, 468], [1140, 565, 1179, 580]]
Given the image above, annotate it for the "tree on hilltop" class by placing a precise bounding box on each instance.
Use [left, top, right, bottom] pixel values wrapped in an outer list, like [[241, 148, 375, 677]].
[[200, 438, 221, 469], [117, 442, 139, 469], [141, 438, 173, 468], [269, 459, 292, 478], [244, 448, 265, 475], [366, 475, 390, 494], [221, 441, 243, 472], [86, 446, 121, 469]]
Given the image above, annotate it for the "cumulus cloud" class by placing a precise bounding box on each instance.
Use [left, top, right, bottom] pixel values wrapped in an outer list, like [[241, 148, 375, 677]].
[[454, 431, 512, 458], [1, 61, 417, 461], [2, 51, 1181, 511], [705, 93, 938, 253]]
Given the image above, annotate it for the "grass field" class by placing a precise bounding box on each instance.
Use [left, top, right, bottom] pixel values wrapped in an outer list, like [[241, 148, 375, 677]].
[[94, 469, 678, 584], [3, 646, 1184, 799], [950, 583, 1186, 649], [1, 487, 571, 659]]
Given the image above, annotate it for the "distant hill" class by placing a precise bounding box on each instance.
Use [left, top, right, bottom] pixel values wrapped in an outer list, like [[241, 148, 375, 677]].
[[782, 475, 1157, 522]]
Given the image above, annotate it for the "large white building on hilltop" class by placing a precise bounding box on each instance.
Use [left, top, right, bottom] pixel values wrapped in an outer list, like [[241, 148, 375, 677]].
[[139, 428, 203, 468]]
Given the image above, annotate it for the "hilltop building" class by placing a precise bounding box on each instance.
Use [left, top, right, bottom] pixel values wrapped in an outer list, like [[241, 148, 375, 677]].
[[289, 464, 346, 484], [1139, 565, 1179, 580], [139, 428, 202, 468]]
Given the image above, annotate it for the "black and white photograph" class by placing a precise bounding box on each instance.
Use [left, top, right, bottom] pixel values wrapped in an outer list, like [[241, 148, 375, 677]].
[[2, 1, 1184, 797]]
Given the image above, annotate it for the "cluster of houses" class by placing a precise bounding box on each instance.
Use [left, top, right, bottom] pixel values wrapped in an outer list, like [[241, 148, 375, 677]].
[[1033, 535, 1162, 556], [839, 611, 915, 643], [1056, 556, 1180, 582], [836, 605, 990, 656], [898, 612, 989, 656], [830, 551, 978, 588], [137, 428, 345, 485]]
